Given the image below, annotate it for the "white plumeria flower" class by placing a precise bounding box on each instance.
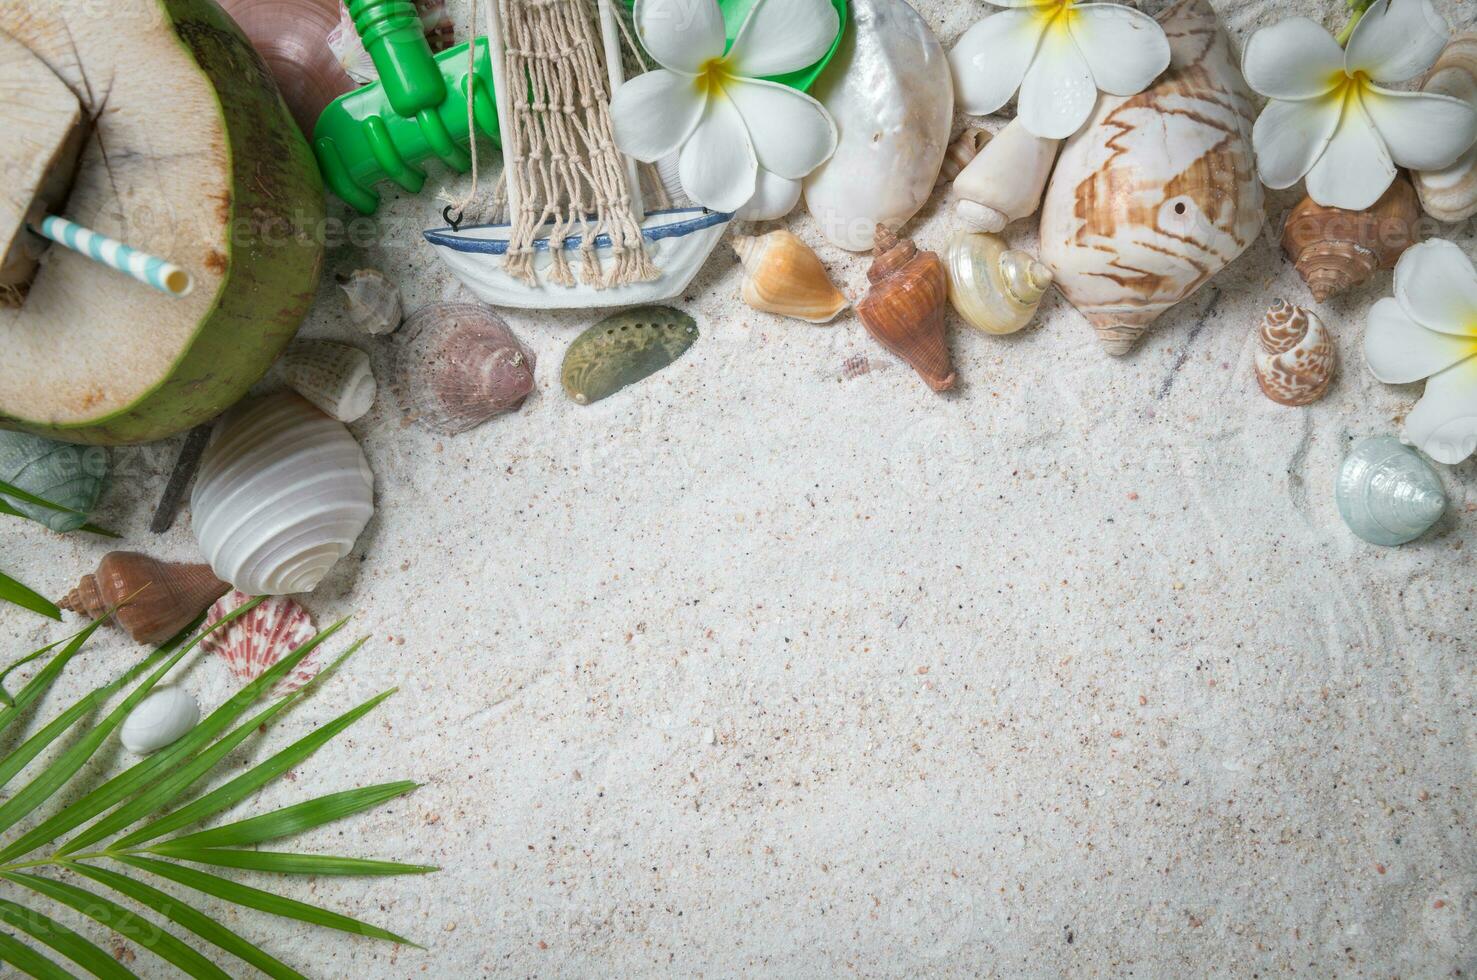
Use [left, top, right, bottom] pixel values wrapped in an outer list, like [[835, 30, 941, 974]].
[[1365, 240, 1477, 464], [948, 0, 1170, 140], [1244, 0, 1477, 211], [609, 0, 839, 215]]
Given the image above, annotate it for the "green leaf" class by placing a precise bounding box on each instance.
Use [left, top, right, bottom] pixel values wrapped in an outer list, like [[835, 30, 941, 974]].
[[112, 685, 394, 850], [113, 856, 416, 947], [0, 620, 344, 864], [161, 781, 419, 851], [0, 601, 265, 848], [146, 846, 437, 877], [69, 862, 307, 980], [0, 477, 89, 517], [60, 638, 368, 856], [0, 897, 137, 979], [0, 929, 75, 980], [0, 494, 116, 538], [1, 872, 230, 980], [0, 569, 61, 621]]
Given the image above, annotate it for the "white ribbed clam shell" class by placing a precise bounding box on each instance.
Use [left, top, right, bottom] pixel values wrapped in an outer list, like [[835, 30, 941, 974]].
[[191, 391, 374, 595]]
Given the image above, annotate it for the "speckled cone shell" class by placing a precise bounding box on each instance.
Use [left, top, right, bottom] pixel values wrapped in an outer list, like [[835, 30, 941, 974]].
[[732, 231, 848, 324], [1281, 177, 1420, 303], [1038, 0, 1263, 356], [1253, 300, 1335, 407], [280, 339, 376, 422], [855, 225, 955, 391], [60, 551, 228, 645], [190, 391, 374, 595], [1414, 34, 1477, 223], [201, 590, 320, 695]]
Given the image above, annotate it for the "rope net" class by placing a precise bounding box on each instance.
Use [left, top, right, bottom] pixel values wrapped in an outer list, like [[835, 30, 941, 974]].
[[496, 0, 658, 288]]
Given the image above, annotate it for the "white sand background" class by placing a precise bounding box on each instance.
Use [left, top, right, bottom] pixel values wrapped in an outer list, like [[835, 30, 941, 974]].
[[2, 0, 1474, 975]]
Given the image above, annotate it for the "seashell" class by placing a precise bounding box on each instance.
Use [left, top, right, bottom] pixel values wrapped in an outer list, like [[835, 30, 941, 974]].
[[218, 0, 354, 136], [1282, 175, 1421, 304], [120, 686, 199, 754], [190, 391, 374, 595], [0, 430, 107, 533], [937, 127, 989, 188], [855, 225, 955, 391], [952, 120, 1060, 233], [1038, 0, 1264, 356], [803, 0, 954, 251], [1335, 437, 1447, 547], [59, 551, 228, 645], [326, 1, 377, 83], [944, 230, 1052, 336], [392, 303, 536, 434], [1414, 34, 1477, 223], [731, 230, 848, 324], [280, 340, 376, 422], [201, 590, 320, 696], [561, 306, 699, 405], [336, 268, 403, 335], [1252, 300, 1335, 407]]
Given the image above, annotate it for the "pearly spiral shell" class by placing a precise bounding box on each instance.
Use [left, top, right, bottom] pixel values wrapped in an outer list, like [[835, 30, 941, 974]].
[[732, 230, 848, 324], [952, 120, 1059, 233], [944, 231, 1052, 336], [1335, 437, 1447, 547], [190, 391, 374, 595], [60, 552, 228, 645], [120, 686, 199, 754], [337, 268, 403, 335], [1038, 0, 1263, 355], [392, 303, 536, 434], [1281, 177, 1420, 303], [1414, 34, 1477, 223], [280, 340, 376, 422], [1252, 300, 1335, 407], [855, 225, 954, 392]]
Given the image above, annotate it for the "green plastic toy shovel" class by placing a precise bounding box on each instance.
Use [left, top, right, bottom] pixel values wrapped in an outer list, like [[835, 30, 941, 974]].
[[313, 0, 847, 214]]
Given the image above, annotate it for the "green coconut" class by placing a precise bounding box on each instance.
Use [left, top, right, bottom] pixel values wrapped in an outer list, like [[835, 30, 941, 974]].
[[0, 0, 324, 445]]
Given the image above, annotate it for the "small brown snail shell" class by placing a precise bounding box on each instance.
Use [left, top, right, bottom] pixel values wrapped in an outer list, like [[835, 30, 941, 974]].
[[60, 551, 229, 645], [936, 126, 990, 188], [855, 225, 955, 392], [1253, 300, 1335, 407], [1281, 175, 1420, 302]]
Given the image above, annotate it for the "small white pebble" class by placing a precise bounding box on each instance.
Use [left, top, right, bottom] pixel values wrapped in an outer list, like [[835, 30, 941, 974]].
[[702, 727, 715, 745]]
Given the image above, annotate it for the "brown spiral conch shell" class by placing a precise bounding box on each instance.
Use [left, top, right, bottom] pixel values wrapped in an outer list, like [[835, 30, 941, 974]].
[[1281, 176, 1420, 303], [60, 552, 229, 645], [1038, 0, 1264, 356], [391, 303, 536, 434], [855, 225, 955, 392], [1253, 300, 1335, 407], [731, 230, 848, 324]]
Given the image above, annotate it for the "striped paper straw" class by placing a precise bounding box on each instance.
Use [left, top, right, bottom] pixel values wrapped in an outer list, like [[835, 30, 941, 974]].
[[29, 215, 193, 297]]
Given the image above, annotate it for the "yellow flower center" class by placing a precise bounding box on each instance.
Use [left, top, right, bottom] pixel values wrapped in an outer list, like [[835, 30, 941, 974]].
[[1328, 69, 1373, 108], [1036, 0, 1079, 34], [694, 57, 730, 98]]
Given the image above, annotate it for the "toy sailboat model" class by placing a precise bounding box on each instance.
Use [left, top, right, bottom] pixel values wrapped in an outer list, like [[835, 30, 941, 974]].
[[421, 0, 731, 309]]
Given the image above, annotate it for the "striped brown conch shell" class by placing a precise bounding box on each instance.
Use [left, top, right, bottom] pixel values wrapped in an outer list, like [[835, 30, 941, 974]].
[[1253, 300, 1335, 407], [1038, 0, 1264, 356]]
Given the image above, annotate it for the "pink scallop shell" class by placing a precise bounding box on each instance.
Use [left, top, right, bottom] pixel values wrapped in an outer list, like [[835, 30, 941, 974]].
[[200, 591, 320, 696]]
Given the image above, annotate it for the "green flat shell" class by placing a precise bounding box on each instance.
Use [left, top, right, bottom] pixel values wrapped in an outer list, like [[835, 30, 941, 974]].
[[0, 430, 108, 532], [561, 307, 699, 405]]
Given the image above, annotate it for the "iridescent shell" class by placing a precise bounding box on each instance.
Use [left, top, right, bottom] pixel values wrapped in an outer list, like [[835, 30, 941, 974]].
[[561, 306, 698, 405], [392, 303, 536, 433], [1335, 438, 1447, 547], [0, 430, 107, 532], [200, 590, 320, 696]]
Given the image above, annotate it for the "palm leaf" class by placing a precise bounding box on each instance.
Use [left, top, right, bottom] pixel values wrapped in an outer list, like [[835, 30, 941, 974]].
[[0, 612, 431, 977], [0, 570, 60, 621], [0, 896, 136, 979], [0, 479, 117, 537]]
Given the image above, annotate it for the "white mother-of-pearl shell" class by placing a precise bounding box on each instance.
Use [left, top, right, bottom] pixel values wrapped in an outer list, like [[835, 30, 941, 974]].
[[120, 686, 199, 754], [1335, 437, 1447, 547], [191, 391, 374, 595]]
